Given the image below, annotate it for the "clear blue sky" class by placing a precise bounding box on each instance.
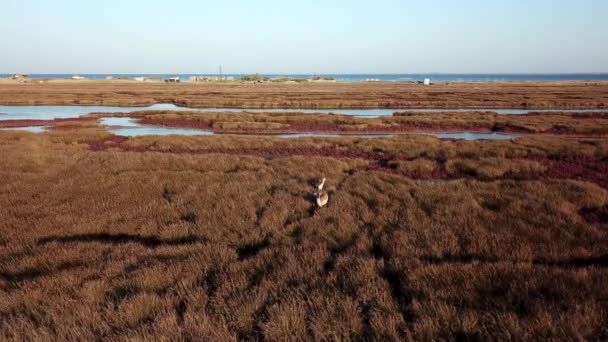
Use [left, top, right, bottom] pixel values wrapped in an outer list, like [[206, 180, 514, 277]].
[[1, 0, 607, 74]]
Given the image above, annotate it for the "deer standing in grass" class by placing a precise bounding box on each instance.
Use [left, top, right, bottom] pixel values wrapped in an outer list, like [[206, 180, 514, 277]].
[[316, 177, 326, 192], [314, 177, 329, 208], [316, 190, 329, 208]]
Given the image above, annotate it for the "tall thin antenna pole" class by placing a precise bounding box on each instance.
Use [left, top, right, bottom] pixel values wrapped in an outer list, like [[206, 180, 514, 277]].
[[219, 65, 223, 81]]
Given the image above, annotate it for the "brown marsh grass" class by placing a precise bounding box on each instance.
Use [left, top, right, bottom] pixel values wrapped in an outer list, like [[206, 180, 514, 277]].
[[1, 80, 608, 108], [1, 126, 608, 340], [91, 110, 608, 136]]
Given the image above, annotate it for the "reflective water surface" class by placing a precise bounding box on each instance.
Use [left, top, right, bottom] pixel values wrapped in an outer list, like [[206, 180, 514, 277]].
[[111, 127, 214, 137], [0, 104, 605, 121], [277, 133, 394, 139], [433, 132, 516, 140], [0, 104, 188, 121], [0, 126, 48, 133], [100, 117, 213, 136]]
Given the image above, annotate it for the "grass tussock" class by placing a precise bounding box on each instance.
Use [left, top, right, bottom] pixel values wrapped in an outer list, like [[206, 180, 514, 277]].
[[446, 158, 546, 179]]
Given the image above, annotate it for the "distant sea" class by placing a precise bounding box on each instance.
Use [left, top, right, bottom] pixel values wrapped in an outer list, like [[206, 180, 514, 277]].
[[2, 73, 608, 82]]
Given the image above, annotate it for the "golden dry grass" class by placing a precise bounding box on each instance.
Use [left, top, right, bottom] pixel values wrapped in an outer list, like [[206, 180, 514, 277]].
[[1, 127, 608, 340], [1, 80, 608, 108], [89, 110, 608, 136]]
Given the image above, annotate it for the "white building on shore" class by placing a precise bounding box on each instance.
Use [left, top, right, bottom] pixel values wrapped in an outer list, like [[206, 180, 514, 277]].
[[189, 76, 234, 82]]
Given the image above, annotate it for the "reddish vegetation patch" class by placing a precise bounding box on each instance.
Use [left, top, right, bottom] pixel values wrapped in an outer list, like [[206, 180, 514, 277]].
[[89, 112, 136, 118], [580, 206, 608, 224], [543, 156, 608, 190], [288, 122, 495, 134], [137, 118, 213, 130], [494, 122, 608, 136], [109, 117, 608, 138], [565, 112, 608, 119], [493, 123, 536, 134], [139, 118, 498, 134], [364, 155, 608, 189], [547, 125, 578, 134], [0, 118, 97, 129], [0, 120, 55, 128], [118, 143, 393, 162], [82, 137, 608, 189], [85, 136, 129, 151], [83, 136, 425, 172]]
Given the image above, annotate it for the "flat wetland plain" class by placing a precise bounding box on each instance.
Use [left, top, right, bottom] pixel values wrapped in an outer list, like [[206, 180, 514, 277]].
[[1, 80, 608, 340], [1, 79, 608, 108]]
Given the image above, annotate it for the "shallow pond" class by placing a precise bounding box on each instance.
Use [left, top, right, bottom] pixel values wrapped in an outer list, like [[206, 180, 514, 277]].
[[0, 104, 605, 121], [0, 126, 48, 133], [111, 127, 214, 137], [0, 117, 519, 140], [100, 117, 214, 136], [277, 133, 394, 138], [433, 132, 516, 140], [101, 118, 395, 138], [0, 104, 188, 121]]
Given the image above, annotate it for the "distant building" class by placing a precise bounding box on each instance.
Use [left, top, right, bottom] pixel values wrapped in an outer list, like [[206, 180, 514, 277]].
[[189, 76, 234, 82], [12, 74, 29, 79], [134, 77, 147, 82], [190, 76, 215, 82], [71, 75, 86, 80], [165, 77, 180, 83], [310, 75, 337, 82], [423, 78, 431, 86]]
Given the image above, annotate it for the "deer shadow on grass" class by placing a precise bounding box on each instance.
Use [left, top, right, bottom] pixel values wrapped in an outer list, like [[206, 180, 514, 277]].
[[175, 299, 188, 324], [179, 211, 198, 224], [533, 255, 608, 268], [580, 206, 608, 225], [37, 233, 202, 249], [419, 253, 608, 269], [236, 236, 271, 261], [0, 260, 88, 284], [162, 187, 176, 203]]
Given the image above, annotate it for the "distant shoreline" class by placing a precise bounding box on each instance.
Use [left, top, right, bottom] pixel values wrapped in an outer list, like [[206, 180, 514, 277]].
[[1, 80, 607, 109], [3, 73, 608, 83]]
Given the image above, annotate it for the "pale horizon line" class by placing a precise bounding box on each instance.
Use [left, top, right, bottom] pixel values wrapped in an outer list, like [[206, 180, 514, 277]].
[[3, 72, 608, 75]]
